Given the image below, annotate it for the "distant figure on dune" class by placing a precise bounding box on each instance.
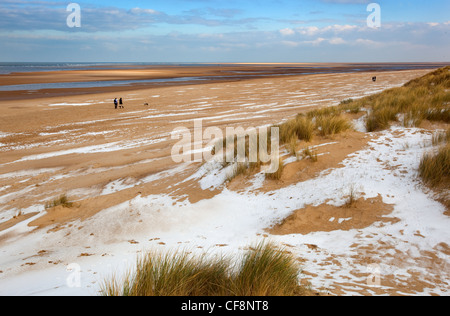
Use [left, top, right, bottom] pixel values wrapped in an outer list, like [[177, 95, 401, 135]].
[[114, 98, 118, 109]]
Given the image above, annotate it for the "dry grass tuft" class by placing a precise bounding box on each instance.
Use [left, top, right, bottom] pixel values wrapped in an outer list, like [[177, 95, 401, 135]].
[[45, 194, 73, 209], [419, 145, 450, 187], [231, 242, 301, 296], [265, 156, 284, 180], [279, 116, 314, 143], [316, 114, 352, 137], [100, 242, 305, 296], [301, 146, 318, 162], [344, 184, 358, 208]]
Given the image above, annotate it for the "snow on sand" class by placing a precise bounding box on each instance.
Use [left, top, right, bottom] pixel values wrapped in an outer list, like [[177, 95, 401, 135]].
[[0, 126, 449, 296]]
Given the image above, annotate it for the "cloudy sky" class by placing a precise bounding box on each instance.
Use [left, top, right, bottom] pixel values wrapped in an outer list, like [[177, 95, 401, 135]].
[[0, 0, 449, 62]]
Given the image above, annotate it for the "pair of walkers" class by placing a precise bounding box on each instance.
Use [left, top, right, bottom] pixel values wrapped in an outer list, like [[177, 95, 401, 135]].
[[114, 98, 124, 109]]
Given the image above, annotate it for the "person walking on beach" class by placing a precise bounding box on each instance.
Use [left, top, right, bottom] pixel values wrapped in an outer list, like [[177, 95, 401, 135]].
[[119, 98, 123, 108], [114, 98, 118, 109]]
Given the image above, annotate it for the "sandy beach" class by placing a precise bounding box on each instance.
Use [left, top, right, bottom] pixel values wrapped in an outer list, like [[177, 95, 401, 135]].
[[0, 64, 449, 296], [0, 62, 445, 100]]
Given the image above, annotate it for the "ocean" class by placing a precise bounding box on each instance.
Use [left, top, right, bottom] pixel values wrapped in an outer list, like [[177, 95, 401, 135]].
[[0, 62, 222, 75], [0, 62, 119, 75]]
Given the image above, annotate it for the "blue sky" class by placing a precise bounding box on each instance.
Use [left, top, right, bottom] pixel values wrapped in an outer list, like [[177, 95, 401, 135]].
[[0, 0, 449, 62]]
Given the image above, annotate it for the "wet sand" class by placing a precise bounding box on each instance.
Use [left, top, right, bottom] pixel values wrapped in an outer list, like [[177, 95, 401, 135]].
[[0, 62, 446, 100]]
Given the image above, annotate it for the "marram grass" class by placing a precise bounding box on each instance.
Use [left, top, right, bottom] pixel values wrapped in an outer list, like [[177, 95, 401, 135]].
[[315, 114, 352, 137], [44, 194, 73, 209], [419, 144, 450, 187], [100, 242, 305, 296]]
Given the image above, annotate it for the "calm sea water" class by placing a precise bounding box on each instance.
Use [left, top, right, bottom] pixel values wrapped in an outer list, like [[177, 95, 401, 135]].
[[0, 62, 112, 74], [0, 62, 222, 75]]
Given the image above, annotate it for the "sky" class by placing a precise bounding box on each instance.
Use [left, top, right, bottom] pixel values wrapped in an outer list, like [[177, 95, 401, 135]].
[[0, 0, 449, 62]]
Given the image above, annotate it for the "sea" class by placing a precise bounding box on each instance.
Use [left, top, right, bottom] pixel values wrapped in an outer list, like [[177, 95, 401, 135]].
[[0, 62, 209, 75]]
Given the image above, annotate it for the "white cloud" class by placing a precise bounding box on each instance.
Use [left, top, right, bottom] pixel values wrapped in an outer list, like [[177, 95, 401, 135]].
[[304, 37, 327, 46], [296, 24, 360, 36], [282, 37, 346, 47], [279, 28, 295, 36], [281, 40, 300, 47], [130, 8, 160, 15], [297, 26, 320, 36], [329, 37, 346, 45], [326, 24, 359, 32]]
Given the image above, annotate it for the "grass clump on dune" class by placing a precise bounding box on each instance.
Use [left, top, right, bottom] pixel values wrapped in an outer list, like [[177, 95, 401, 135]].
[[100, 242, 306, 296], [315, 114, 352, 137], [303, 146, 318, 162], [339, 98, 361, 114], [45, 194, 73, 209], [365, 106, 399, 132], [419, 127, 450, 190], [278, 105, 353, 156], [231, 242, 302, 296], [419, 144, 450, 187], [106, 250, 230, 296], [265, 155, 285, 180], [431, 128, 450, 146], [279, 115, 315, 143]]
